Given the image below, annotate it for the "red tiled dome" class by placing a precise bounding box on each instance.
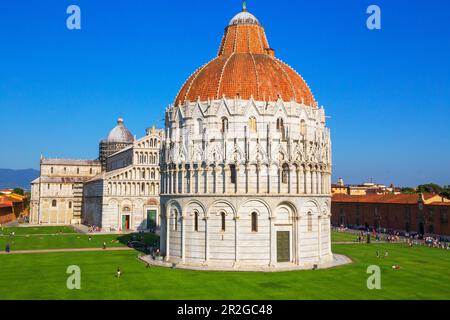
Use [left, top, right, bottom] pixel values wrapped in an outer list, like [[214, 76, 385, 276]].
[[174, 10, 315, 106]]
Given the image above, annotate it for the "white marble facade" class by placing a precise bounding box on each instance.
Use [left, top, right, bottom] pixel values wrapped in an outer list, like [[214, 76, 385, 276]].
[[83, 128, 162, 231], [160, 98, 333, 268]]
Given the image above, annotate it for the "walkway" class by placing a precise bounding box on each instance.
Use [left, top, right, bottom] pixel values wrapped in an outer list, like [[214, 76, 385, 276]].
[[0, 247, 133, 255], [139, 254, 352, 273]]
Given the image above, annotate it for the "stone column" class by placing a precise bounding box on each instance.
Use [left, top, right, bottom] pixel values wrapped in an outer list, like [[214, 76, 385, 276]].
[[189, 166, 194, 194], [204, 216, 209, 265], [234, 215, 239, 267], [305, 168, 310, 194], [269, 216, 276, 267], [278, 168, 282, 194], [181, 214, 185, 263], [180, 168, 186, 194], [204, 166, 209, 194], [318, 215, 322, 263], [165, 211, 171, 262]]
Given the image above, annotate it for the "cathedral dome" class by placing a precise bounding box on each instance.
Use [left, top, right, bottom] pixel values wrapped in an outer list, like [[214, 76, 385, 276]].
[[174, 8, 315, 106], [107, 117, 134, 143]]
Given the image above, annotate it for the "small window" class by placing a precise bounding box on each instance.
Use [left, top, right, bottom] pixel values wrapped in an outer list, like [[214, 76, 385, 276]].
[[251, 212, 258, 232], [52, 200, 57, 207], [308, 213, 313, 232], [221, 212, 226, 232], [221, 117, 229, 133], [68, 202, 72, 209], [77, 168, 80, 174], [194, 212, 199, 232], [90, 168, 93, 174], [441, 210, 448, 224], [248, 117, 257, 133], [282, 164, 289, 184], [300, 120, 307, 137], [197, 118, 203, 134], [51, 167, 54, 174], [230, 165, 237, 184], [174, 210, 178, 231], [277, 118, 285, 140]]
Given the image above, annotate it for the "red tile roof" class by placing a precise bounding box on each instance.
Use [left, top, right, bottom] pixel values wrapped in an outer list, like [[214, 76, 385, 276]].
[[175, 15, 315, 106], [332, 193, 439, 205]]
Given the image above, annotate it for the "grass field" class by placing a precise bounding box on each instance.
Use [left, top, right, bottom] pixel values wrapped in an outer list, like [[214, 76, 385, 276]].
[[0, 226, 76, 235], [0, 232, 158, 251], [0, 227, 449, 300], [331, 231, 360, 242]]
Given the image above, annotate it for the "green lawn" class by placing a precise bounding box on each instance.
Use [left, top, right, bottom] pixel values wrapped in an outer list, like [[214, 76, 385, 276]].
[[331, 231, 360, 242], [0, 226, 77, 235], [0, 243, 449, 299], [0, 227, 449, 300], [0, 232, 158, 251]]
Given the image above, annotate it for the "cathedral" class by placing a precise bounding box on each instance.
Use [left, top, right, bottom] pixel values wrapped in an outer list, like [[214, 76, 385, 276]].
[[159, 6, 333, 268], [31, 4, 333, 270], [30, 119, 163, 231]]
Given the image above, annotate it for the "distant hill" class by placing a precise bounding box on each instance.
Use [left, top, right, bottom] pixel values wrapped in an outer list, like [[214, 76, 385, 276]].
[[0, 169, 39, 191]]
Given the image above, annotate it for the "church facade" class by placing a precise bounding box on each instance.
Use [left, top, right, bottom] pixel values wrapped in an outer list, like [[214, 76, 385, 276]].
[[83, 126, 163, 231], [159, 8, 333, 268]]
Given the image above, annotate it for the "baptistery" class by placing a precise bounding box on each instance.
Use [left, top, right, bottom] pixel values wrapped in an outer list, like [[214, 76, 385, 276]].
[[160, 5, 333, 269]]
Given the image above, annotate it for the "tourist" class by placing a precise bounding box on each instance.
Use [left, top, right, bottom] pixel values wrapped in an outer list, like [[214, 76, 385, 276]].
[[385, 250, 389, 257], [5, 243, 10, 253], [88, 236, 92, 242], [103, 242, 107, 250], [116, 268, 121, 278]]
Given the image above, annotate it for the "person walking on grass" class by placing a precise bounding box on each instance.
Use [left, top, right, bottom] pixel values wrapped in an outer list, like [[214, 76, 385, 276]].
[[116, 268, 122, 278], [5, 243, 10, 253], [103, 242, 107, 250]]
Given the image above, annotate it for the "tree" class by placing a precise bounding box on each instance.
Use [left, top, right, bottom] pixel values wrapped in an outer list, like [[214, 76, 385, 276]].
[[13, 188, 24, 196], [417, 183, 442, 194], [400, 187, 416, 194]]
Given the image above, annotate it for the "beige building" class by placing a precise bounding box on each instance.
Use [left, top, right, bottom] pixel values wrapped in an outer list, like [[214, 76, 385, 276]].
[[30, 158, 102, 224]]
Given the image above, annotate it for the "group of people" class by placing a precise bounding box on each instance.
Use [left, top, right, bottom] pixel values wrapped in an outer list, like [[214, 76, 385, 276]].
[[423, 236, 450, 249], [87, 225, 102, 233]]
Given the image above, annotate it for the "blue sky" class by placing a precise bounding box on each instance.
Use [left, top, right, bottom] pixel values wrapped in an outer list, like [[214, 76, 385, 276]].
[[0, 0, 449, 187]]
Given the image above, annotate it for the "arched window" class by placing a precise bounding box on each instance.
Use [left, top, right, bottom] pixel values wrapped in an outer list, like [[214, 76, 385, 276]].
[[248, 117, 257, 133], [282, 164, 289, 184], [251, 212, 258, 232], [221, 117, 229, 133], [308, 212, 313, 232], [52, 200, 57, 207], [300, 120, 307, 137], [221, 212, 226, 232], [230, 164, 237, 184], [197, 118, 203, 134], [68, 201, 72, 209], [174, 210, 178, 231], [276, 117, 285, 139], [194, 211, 199, 232]]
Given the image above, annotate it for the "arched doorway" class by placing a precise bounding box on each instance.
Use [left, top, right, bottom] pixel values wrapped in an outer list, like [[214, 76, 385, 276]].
[[122, 206, 131, 231]]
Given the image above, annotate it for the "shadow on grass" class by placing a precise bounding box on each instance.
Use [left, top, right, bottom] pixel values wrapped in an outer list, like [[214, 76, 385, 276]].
[[116, 232, 160, 254]]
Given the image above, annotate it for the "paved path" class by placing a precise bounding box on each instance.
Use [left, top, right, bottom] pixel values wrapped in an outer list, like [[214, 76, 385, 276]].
[[0, 247, 133, 255]]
